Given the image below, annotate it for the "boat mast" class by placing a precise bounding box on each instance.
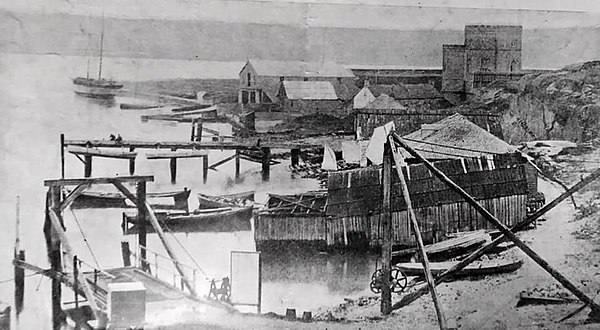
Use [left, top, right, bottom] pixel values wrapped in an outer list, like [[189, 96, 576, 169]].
[[86, 33, 91, 79], [98, 11, 105, 80]]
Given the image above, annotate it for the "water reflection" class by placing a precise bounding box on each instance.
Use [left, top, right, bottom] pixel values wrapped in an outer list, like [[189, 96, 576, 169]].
[[260, 250, 377, 313]]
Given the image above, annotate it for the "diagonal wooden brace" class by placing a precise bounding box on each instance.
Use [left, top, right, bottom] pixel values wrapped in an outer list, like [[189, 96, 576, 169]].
[[390, 132, 600, 314]]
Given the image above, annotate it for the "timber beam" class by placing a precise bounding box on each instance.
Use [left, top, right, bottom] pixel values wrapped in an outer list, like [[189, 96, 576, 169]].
[[44, 176, 154, 187], [390, 132, 600, 315], [64, 139, 323, 150]]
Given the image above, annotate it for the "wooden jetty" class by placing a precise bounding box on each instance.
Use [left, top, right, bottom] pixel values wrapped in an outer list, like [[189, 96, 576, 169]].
[[61, 134, 323, 183], [13, 175, 227, 330]]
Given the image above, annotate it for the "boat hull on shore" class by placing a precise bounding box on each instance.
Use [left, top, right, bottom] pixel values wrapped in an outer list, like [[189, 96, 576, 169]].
[[396, 259, 523, 278]]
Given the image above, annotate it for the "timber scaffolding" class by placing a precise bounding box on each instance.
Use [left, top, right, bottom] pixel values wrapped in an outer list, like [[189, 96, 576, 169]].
[[60, 134, 322, 183], [375, 132, 600, 325], [12, 176, 233, 330], [254, 152, 539, 251]]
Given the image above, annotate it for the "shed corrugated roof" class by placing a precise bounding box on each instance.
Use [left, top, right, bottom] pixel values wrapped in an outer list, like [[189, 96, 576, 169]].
[[282, 81, 338, 100], [247, 60, 354, 78], [402, 113, 516, 159]]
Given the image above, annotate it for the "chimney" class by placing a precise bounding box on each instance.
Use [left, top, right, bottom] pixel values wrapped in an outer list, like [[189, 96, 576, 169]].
[[364, 79, 370, 88]]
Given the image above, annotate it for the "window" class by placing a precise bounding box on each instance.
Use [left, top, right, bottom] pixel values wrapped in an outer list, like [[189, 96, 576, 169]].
[[247, 73, 251, 87], [303, 77, 308, 81], [337, 77, 342, 83], [290, 100, 294, 108]]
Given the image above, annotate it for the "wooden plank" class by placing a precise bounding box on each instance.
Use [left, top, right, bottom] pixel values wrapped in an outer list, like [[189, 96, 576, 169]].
[[67, 146, 137, 159], [58, 183, 91, 212], [146, 150, 208, 159], [391, 132, 600, 314], [64, 139, 323, 150], [45, 176, 154, 187]]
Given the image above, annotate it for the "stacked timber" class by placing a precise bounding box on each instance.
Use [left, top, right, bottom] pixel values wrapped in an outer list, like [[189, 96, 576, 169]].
[[391, 230, 489, 262], [396, 258, 523, 277]]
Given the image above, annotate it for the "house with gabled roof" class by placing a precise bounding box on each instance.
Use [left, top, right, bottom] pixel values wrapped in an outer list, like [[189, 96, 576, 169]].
[[238, 59, 357, 106], [276, 80, 344, 115]]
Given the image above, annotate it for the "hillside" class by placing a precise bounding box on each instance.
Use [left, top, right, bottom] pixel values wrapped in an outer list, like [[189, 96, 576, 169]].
[[470, 61, 600, 144], [1, 9, 599, 68]]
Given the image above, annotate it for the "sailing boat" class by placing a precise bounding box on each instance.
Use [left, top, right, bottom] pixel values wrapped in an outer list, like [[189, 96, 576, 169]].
[[73, 16, 122, 99]]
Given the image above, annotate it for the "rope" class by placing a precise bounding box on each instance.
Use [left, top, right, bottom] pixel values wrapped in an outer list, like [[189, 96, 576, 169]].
[[69, 207, 101, 269], [0, 272, 40, 285]]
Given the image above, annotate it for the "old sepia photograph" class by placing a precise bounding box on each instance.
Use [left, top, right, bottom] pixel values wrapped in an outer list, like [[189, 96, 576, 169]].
[[1, 0, 600, 329]]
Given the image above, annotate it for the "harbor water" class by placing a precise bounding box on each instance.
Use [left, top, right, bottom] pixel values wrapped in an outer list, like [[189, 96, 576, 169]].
[[0, 52, 377, 328]]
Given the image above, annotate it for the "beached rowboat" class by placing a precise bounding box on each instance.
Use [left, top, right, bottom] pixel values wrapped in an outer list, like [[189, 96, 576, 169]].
[[396, 259, 523, 278]]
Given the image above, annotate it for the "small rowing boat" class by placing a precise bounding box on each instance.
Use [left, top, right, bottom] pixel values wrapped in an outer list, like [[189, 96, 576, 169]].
[[396, 259, 523, 278], [122, 206, 253, 234], [70, 188, 191, 211], [197, 191, 255, 209], [119, 103, 160, 110]]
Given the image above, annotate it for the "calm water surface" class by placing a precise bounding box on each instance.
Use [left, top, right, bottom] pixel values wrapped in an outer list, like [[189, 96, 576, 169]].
[[0, 53, 376, 328]]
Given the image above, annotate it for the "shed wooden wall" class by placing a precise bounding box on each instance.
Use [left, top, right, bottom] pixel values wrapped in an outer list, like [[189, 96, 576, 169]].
[[254, 214, 327, 243]]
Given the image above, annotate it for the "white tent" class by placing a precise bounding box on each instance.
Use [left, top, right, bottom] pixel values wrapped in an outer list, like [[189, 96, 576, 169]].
[[365, 121, 396, 165]]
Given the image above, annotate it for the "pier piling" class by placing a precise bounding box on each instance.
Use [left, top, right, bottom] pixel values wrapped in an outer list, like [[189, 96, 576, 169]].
[[14, 250, 25, 316], [129, 147, 136, 175], [84, 155, 92, 178], [380, 142, 392, 315], [170, 148, 177, 183], [291, 148, 300, 167], [136, 182, 148, 271], [48, 187, 65, 330], [121, 241, 132, 267], [60, 134, 65, 179], [202, 155, 209, 184], [235, 149, 241, 181], [261, 147, 271, 182]]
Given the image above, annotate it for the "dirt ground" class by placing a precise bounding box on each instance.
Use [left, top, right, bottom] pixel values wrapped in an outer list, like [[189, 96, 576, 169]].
[[146, 154, 600, 329]]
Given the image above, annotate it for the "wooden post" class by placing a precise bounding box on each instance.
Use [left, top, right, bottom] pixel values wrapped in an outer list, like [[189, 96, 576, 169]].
[[202, 155, 209, 184], [380, 142, 392, 315], [129, 147, 135, 175], [84, 155, 92, 178], [170, 148, 177, 184], [190, 119, 197, 141], [235, 149, 241, 182], [392, 166, 600, 311], [121, 241, 131, 267], [14, 250, 25, 316], [391, 133, 600, 315], [73, 255, 79, 309], [291, 148, 300, 167], [49, 187, 65, 330], [60, 134, 65, 179], [196, 120, 203, 142], [257, 252, 262, 314], [137, 182, 148, 271], [389, 137, 447, 329], [261, 147, 271, 182]]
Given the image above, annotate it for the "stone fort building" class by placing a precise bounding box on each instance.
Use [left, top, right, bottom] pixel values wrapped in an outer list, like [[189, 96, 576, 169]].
[[442, 25, 523, 95]]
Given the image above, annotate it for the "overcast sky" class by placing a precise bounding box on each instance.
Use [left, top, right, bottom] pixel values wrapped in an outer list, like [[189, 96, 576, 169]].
[[3, 0, 600, 29]]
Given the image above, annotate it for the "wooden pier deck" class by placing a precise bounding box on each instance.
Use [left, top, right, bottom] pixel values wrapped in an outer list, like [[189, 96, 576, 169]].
[[86, 267, 190, 305]]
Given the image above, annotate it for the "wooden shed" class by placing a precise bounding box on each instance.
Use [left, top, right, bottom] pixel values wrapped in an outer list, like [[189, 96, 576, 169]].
[[254, 192, 329, 250], [326, 154, 531, 249]]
